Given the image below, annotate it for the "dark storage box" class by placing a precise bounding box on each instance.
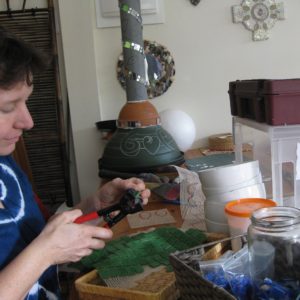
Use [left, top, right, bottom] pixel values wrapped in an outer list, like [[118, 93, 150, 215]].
[[229, 79, 300, 125]]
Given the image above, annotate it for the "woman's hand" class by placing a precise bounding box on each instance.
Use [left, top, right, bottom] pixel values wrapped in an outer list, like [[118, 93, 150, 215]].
[[80, 177, 151, 214], [38, 177, 151, 265], [35, 209, 113, 265], [97, 177, 150, 209]]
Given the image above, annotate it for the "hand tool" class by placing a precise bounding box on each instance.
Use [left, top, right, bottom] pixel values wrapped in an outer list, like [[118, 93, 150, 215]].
[[74, 188, 143, 227]]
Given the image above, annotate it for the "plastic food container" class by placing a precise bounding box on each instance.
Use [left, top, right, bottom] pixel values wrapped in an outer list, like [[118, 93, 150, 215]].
[[225, 198, 276, 251]]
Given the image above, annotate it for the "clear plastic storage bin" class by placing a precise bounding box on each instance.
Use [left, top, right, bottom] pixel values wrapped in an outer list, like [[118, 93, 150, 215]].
[[233, 116, 300, 207]]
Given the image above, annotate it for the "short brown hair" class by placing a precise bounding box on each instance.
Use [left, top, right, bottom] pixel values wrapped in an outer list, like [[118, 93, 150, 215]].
[[0, 26, 49, 89]]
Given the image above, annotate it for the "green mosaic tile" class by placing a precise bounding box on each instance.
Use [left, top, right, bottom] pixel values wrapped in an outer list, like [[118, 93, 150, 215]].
[[148, 260, 161, 268], [81, 227, 207, 279]]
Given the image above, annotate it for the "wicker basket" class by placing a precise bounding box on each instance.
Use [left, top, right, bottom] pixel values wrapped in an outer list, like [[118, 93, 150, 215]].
[[208, 133, 233, 151], [75, 233, 229, 300], [75, 268, 180, 300], [169, 236, 246, 300]]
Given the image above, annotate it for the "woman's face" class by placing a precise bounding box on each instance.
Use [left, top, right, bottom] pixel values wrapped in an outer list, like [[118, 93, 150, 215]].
[[0, 81, 34, 156]]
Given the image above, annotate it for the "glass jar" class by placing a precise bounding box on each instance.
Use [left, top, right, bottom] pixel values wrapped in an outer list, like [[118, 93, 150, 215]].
[[247, 206, 300, 299]]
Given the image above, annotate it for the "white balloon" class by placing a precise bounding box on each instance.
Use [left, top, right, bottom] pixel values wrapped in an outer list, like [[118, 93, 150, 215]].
[[159, 109, 196, 152]]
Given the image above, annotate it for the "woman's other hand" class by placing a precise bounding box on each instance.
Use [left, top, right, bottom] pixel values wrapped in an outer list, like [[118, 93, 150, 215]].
[[35, 209, 113, 265]]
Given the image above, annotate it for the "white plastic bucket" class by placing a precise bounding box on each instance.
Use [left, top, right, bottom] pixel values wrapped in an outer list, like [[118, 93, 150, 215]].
[[198, 160, 260, 190]]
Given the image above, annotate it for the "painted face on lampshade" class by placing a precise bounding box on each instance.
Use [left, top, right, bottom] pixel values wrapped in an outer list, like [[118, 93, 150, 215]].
[[0, 81, 34, 156]]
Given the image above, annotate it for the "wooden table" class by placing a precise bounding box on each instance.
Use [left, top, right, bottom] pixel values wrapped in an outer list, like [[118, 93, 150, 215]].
[[108, 197, 183, 239]]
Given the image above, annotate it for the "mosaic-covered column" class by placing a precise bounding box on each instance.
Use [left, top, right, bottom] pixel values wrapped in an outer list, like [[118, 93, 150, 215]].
[[119, 0, 148, 101], [98, 0, 184, 178]]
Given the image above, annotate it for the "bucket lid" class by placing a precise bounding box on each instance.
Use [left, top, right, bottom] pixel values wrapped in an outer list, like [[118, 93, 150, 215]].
[[225, 198, 277, 218]]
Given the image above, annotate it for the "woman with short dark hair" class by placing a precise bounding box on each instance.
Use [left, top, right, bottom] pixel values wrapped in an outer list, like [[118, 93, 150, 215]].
[[0, 26, 150, 300]]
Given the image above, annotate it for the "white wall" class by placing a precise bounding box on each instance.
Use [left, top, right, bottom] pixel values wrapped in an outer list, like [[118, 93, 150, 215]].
[[59, 0, 300, 198], [58, 0, 104, 200]]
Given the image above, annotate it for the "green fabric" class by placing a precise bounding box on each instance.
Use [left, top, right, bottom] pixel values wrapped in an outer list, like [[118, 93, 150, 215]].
[[81, 227, 207, 279]]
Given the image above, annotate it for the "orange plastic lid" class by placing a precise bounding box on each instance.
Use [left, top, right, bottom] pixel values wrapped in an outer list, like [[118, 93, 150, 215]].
[[225, 198, 277, 218]]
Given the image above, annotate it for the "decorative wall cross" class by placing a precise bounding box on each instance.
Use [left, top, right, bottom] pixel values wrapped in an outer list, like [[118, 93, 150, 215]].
[[232, 0, 285, 41]]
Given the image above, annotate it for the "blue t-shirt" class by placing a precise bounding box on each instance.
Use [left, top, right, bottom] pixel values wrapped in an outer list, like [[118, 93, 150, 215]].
[[0, 156, 60, 300]]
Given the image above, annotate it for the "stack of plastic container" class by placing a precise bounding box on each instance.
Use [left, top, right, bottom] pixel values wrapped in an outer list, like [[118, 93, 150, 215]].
[[198, 160, 265, 233]]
